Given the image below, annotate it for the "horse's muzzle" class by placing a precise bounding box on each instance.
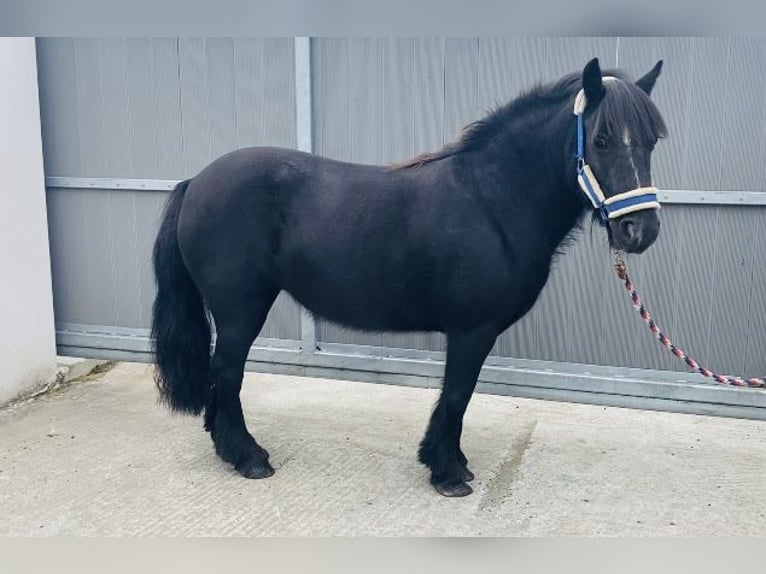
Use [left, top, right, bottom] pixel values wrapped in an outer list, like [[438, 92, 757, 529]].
[[609, 210, 660, 254]]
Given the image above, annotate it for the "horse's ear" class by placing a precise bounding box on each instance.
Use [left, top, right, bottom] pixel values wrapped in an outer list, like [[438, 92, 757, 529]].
[[636, 60, 663, 95], [582, 58, 604, 107]]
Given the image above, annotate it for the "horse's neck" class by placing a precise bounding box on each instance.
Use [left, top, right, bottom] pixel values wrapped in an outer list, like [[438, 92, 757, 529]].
[[467, 116, 587, 251]]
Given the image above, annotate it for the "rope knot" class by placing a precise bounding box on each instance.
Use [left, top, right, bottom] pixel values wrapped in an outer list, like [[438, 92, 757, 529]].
[[612, 250, 627, 280]]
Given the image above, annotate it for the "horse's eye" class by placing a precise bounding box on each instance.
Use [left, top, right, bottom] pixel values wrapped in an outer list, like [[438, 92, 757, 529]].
[[594, 136, 608, 150]]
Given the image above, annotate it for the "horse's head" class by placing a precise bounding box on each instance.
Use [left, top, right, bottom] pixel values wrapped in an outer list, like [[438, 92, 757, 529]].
[[577, 58, 667, 254]]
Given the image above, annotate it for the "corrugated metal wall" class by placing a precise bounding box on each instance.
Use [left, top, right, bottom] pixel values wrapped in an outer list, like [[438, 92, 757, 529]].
[[311, 37, 766, 379], [39, 37, 766, 382], [38, 38, 302, 340]]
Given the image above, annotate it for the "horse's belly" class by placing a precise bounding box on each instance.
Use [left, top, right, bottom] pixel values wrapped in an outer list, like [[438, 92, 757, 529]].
[[278, 244, 434, 331]]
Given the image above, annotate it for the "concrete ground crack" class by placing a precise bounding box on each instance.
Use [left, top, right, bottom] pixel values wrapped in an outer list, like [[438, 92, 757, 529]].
[[478, 418, 537, 512]]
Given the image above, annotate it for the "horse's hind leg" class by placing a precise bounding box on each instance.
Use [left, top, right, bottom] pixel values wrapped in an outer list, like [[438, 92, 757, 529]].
[[418, 324, 497, 497], [204, 291, 278, 479]]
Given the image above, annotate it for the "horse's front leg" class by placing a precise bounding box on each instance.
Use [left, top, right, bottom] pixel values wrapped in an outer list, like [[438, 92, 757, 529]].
[[418, 324, 497, 497]]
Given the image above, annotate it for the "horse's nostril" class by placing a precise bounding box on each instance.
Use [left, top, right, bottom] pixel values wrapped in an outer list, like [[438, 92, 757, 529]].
[[620, 218, 639, 241]]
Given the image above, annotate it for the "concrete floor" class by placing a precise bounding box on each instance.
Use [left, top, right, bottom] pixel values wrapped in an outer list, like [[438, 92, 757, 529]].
[[1, 361, 764, 536]]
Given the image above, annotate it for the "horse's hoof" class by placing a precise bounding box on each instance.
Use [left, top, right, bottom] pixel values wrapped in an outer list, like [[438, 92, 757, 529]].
[[463, 467, 475, 482], [434, 480, 473, 497], [236, 459, 275, 479]]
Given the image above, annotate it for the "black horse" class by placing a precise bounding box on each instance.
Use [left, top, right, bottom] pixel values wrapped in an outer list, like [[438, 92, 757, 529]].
[[152, 58, 667, 497]]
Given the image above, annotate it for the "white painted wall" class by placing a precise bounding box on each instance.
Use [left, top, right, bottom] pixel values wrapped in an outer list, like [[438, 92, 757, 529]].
[[0, 37, 57, 405]]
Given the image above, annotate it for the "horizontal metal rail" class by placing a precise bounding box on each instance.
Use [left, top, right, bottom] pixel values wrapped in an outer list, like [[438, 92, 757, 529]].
[[56, 323, 766, 421], [45, 176, 766, 206]]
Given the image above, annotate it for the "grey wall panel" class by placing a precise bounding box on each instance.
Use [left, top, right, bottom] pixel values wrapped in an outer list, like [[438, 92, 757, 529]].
[[233, 38, 266, 149], [40, 37, 301, 341], [544, 37, 617, 80], [627, 206, 686, 372], [744, 209, 766, 377], [443, 38, 479, 142], [46, 188, 86, 325], [312, 38, 352, 162], [206, 39, 237, 163], [412, 39, 445, 168], [720, 39, 766, 192], [124, 39, 161, 177], [671, 206, 721, 370], [36, 39, 81, 176], [71, 39, 109, 177], [45, 187, 302, 339], [262, 293, 302, 341], [178, 38, 212, 177], [37, 38, 295, 180], [46, 189, 161, 329], [382, 38, 414, 164], [622, 37, 693, 191], [261, 39, 296, 150], [153, 38, 185, 178], [683, 39, 732, 192], [704, 207, 761, 375]]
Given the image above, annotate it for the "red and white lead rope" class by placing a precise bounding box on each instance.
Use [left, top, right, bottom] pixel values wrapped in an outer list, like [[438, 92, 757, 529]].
[[612, 250, 765, 389]]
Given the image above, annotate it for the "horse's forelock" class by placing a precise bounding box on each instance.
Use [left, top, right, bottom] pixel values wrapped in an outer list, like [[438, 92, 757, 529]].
[[591, 78, 668, 145]]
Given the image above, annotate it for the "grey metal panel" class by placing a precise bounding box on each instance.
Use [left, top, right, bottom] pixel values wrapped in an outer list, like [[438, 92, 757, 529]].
[[71, 39, 109, 177], [233, 38, 265, 148], [260, 293, 302, 341], [477, 38, 515, 110], [443, 38, 479, 142], [134, 191, 168, 328], [744, 208, 766, 377], [671, 206, 722, 372], [206, 39, 237, 162], [45, 188, 84, 325], [412, 38, 444, 179], [348, 37, 383, 166], [153, 38, 184, 178], [704, 207, 761, 376], [44, 185, 302, 338], [628, 206, 687, 372], [39, 37, 301, 341], [98, 39, 134, 177], [124, 38, 161, 178], [544, 37, 617, 81], [565, 228, 612, 365], [683, 38, 732, 191], [381, 37, 414, 164], [178, 38, 212, 177], [720, 39, 766, 192], [36, 38, 82, 175], [261, 38, 297, 150], [632, 37, 692, 191], [103, 191, 141, 327], [29, 37, 296, 180], [312, 38, 351, 162]]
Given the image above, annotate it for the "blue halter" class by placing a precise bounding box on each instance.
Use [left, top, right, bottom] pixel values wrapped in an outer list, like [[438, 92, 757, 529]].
[[574, 82, 660, 226]]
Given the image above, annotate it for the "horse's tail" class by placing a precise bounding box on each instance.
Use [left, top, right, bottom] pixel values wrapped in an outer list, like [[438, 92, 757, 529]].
[[151, 179, 211, 415]]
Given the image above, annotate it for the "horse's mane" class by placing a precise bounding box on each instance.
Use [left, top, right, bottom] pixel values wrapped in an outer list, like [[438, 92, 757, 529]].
[[392, 69, 667, 170]]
